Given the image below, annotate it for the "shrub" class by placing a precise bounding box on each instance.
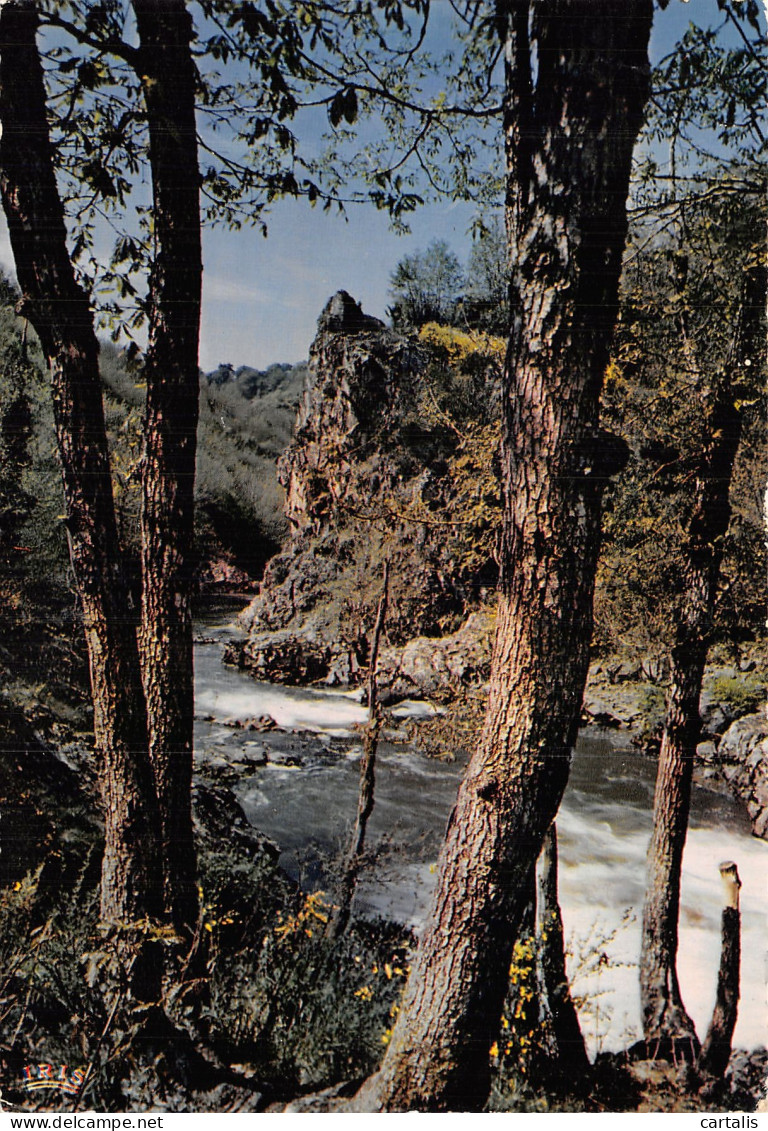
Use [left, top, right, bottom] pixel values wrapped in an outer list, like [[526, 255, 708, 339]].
[[707, 674, 764, 719]]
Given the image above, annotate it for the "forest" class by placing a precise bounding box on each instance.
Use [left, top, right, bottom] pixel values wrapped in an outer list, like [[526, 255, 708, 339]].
[[0, 0, 765, 1116]]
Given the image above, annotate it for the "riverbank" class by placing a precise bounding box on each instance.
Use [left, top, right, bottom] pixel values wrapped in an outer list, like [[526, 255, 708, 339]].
[[190, 626, 768, 1057], [0, 608, 764, 1112], [218, 596, 768, 842]]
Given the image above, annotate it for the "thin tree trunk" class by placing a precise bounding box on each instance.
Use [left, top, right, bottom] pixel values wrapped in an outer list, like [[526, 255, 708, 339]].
[[0, 1, 163, 983], [537, 825, 589, 1075], [354, 1, 652, 1111], [503, 872, 539, 1072], [132, 0, 202, 939], [639, 270, 763, 1052], [698, 862, 741, 1080], [327, 561, 389, 940]]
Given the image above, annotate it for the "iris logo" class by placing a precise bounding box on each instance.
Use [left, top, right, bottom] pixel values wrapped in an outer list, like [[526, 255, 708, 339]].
[[21, 1064, 87, 1096]]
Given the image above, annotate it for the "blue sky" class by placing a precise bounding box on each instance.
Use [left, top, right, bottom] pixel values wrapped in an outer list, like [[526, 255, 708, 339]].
[[199, 189, 477, 371], [197, 0, 746, 372], [0, 0, 758, 373]]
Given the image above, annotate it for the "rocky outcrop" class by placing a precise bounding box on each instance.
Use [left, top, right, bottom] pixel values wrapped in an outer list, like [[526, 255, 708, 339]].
[[378, 611, 495, 702], [278, 291, 398, 539], [713, 712, 768, 839], [232, 292, 499, 694]]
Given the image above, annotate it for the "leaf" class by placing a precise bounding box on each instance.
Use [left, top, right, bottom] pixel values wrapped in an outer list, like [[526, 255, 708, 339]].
[[328, 89, 345, 128], [77, 60, 100, 90], [81, 159, 117, 198], [342, 86, 358, 125]]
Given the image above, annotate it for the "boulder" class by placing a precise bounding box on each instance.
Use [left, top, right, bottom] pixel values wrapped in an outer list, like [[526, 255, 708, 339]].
[[715, 712, 768, 839], [378, 611, 494, 701]]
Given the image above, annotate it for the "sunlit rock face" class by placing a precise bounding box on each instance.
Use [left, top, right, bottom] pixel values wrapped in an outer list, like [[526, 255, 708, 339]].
[[232, 292, 498, 693], [279, 290, 408, 539]]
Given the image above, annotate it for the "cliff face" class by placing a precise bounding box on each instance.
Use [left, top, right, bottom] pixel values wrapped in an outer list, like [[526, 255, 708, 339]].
[[233, 292, 499, 689], [279, 290, 413, 540]]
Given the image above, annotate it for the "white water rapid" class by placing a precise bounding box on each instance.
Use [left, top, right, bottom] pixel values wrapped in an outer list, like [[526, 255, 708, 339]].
[[194, 624, 767, 1059]]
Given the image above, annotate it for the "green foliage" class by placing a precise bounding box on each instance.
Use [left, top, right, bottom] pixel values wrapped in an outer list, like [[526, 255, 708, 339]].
[[0, 762, 410, 1109], [489, 913, 640, 1112], [196, 363, 305, 579], [208, 887, 410, 1092], [707, 674, 764, 719], [634, 8, 766, 219], [595, 188, 767, 658], [0, 277, 86, 708], [388, 218, 509, 335], [388, 239, 464, 328], [37, 0, 497, 339], [409, 323, 502, 581], [96, 347, 306, 583], [595, 0, 766, 661], [463, 213, 509, 335]]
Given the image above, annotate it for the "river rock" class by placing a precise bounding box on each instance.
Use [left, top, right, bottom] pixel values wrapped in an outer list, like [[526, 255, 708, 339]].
[[713, 712, 768, 839], [237, 742, 268, 766], [377, 611, 494, 701], [226, 626, 360, 687], [193, 780, 279, 860]]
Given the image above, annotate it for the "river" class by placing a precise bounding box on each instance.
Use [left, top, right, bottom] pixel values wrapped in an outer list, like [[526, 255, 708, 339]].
[[193, 609, 767, 1059]]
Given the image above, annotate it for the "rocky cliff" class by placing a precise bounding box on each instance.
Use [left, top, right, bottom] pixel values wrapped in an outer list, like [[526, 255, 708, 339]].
[[230, 292, 500, 690]]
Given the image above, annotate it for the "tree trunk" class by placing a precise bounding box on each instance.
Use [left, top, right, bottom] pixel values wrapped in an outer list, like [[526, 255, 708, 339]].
[[698, 862, 741, 1080], [537, 825, 589, 1076], [327, 561, 389, 940], [502, 871, 539, 1073], [0, 1, 164, 980], [132, 0, 202, 938], [354, 1, 652, 1111], [639, 271, 763, 1052]]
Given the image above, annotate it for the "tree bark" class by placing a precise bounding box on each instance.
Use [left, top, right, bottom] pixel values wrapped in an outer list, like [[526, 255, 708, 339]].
[[354, 0, 652, 1111], [698, 862, 741, 1080], [0, 0, 163, 996], [537, 825, 589, 1076], [639, 271, 763, 1052], [132, 0, 203, 938]]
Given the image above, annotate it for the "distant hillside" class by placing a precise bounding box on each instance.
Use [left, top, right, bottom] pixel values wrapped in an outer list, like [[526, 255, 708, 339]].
[[98, 347, 307, 585], [193, 361, 305, 581], [195, 360, 307, 582], [207, 361, 306, 403]]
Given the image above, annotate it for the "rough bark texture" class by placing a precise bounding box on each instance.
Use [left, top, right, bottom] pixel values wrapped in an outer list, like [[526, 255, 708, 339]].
[[537, 825, 589, 1075], [0, 0, 163, 960], [698, 863, 741, 1080], [132, 0, 202, 937], [639, 273, 763, 1051], [354, 0, 651, 1111]]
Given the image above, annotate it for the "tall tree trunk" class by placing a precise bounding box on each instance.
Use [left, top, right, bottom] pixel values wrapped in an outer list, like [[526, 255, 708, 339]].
[[132, 0, 202, 938], [0, 1, 164, 980], [354, 0, 652, 1111], [639, 269, 764, 1052], [537, 825, 589, 1076]]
